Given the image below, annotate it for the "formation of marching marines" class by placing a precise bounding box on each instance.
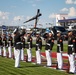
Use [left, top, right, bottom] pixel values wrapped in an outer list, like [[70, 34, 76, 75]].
[[0, 28, 76, 74]]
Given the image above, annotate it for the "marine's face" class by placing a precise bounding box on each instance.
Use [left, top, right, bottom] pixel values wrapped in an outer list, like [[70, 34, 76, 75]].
[[68, 32, 72, 36], [8, 34, 11, 37], [36, 34, 39, 37], [3, 34, 6, 37], [57, 33, 61, 37], [27, 33, 30, 37], [49, 33, 52, 37]]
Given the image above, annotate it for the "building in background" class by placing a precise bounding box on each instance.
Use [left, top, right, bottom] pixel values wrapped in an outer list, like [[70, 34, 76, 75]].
[[56, 14, 68, 26], [56, 13, 76, 31], [58, 18, 76, 31]]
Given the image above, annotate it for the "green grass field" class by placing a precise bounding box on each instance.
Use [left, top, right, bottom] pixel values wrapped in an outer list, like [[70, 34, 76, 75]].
[[0, 56, 70, 75], [0, 44, 73, 75]]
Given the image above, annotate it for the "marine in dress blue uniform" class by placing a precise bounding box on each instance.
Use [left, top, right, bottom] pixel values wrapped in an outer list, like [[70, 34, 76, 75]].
[[21, 36, 25, 61], [0, 34, 3, 56], [56, 32, 63, 70], [45, 32, 54, 67], [8, 34, 13, 58], [27, 32, 32, 62], [3, 34, 7, 57], [14, 28, 25, 68], [68, 31, 76, 74], [35, 32, 42, 64]]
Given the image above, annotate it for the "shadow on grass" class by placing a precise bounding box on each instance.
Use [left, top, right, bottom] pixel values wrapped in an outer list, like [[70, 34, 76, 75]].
[[19, 64, 44, 68], [25, 64, 43, 68]]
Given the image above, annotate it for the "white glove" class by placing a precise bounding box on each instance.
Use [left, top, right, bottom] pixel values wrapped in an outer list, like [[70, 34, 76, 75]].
[[72, 53, 75, 55], [28, 42, 30, 44], [47, 43, 50, 46], [60, 51, 63, 53], [29, 48, 31, 50], [36, 44, 39, 46], [38, 49, 40, 51], [48, 49, 50, 52]]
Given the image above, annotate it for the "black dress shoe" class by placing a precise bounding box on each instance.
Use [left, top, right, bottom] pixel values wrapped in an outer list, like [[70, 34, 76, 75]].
[[56, 68, 62, 70], [26, 61, 31, 63], [46, 66, 52, 67], [36, 63, 41, 65], [69, 72, 74, 74], [15, 66, 20, 68]]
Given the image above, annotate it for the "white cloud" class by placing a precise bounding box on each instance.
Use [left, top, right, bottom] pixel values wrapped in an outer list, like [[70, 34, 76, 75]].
[[65, 0, 76, 4], [66, 0, 73, 4], [13, 16, 24, 21], [26, 16, 32, 20], [49, 13, 56, 18], [60, 8, 68, 12], [0, 11, 9, 20], [49, 7, 76, 19], [59, 6, 76, 17], [60, 7, 76, 17], [68, 7, 76, 17]]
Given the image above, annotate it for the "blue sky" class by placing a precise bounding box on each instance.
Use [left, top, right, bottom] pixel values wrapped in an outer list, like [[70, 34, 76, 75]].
[[0, 0, 76, 28]]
